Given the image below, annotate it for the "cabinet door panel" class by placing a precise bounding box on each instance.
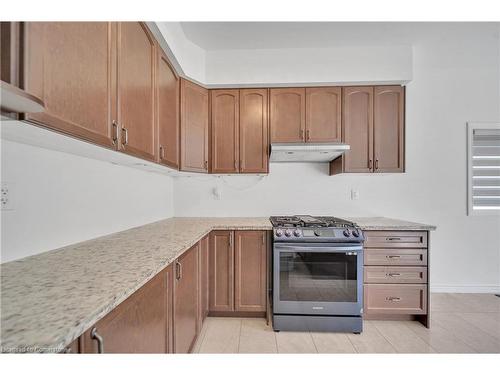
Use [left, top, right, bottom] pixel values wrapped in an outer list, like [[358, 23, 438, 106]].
[[343, 87, 374, 173], [81, 268, 169, 353], [23, 22, 116, 148], [306, 87, 341, 142], [199, 236, 209, 327], [209, 231, 234, 312], [180, 79, 209, 172], [174, 244, 199, 353], [117, 22, 156, 161], [211, 89, 239, 173], [157, 47, 179, 169], [234, 231, 267, 312], [240, 89, 269, 173], [374, 86, 404, 172], [270, 88, 305, 142]]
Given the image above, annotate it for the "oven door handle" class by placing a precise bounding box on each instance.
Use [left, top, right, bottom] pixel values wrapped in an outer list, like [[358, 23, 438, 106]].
[[274, 244, 363, 253]]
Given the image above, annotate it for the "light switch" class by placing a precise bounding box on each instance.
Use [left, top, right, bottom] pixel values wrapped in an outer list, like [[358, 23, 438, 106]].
[[350, 189, 359, 200], [1, 183, 13, 210]]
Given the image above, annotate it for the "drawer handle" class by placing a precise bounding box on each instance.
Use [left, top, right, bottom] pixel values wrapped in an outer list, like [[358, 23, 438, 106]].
[[386, 255, 401, 259], [386, 297, 401, 302], [90, 327, 104, 353], [387, 273, 401, 277], [386, 237, 401, 241]]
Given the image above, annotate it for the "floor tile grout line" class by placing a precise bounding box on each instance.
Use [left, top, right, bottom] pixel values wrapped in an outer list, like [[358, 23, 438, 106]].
[[370, 321, 398, 353], [450, 312, 500, 343], [309, 331, 319, 353], [237, 318, 243, 353], [345, 333, 360, 354]]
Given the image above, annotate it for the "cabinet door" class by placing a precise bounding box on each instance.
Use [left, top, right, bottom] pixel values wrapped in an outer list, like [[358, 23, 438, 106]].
[[374, 86, 405, 173], [211, 89, 239, 173], [23, 22, 116, 148], [157, 47, 179, 169], [239, 89, 269, 173], [270, 88, 305, 142], [209, 231, 234, 312], [174, 244, 199, 353], [343, 87, 374, 173], [117, 22, 156, 161], [305, 87, 341, 142], [199, 235, 209, 328], [234, 231, 267, 312], [180, 79, 209, 172], [81, 267, 169, 353]]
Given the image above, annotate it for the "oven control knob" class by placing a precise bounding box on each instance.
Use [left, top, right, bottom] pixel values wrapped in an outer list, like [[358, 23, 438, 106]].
[[275, 229, 283, 237], [343, 229, 351, 237], [352, 229, 360, 237], [293, 229, 301, 237], [285, 229, 292, 237]]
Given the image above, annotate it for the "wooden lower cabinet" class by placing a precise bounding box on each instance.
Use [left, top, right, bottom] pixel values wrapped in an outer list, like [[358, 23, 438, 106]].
[[174, 243, 199, 353], [81, 265, 172, 353], [199, 235, 209, 327], [209, 231, 234, 312]]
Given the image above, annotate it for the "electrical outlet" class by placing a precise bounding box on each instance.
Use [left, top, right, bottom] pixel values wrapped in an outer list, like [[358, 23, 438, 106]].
[[1, 183, 13, 210], [213, 186, 222, 200], [350, 189, 359, 200]]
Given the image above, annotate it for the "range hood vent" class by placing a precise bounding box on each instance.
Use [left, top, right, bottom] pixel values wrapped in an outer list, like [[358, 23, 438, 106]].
[[270, 142, 350, 163], [1, 81, 45, 115]]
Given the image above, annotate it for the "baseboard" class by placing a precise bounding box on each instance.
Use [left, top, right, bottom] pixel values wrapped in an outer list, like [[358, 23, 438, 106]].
[[430, 284, 500, 293]]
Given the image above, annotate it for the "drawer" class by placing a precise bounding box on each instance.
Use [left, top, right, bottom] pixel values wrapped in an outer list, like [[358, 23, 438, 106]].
[[364, 266, 427, 284], [364, 231, 428, 248], [364, 284, 427, 315], [364, 249, 427, 266]]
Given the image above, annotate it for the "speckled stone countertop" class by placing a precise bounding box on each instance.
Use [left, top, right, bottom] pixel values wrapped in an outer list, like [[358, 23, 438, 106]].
[[0, 216, 434, 353]]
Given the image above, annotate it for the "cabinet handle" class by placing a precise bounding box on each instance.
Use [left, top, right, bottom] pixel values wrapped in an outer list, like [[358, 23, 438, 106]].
[[204, 160, 208, 170], [90, 327, 104, 353], [387, 255, 401, 259], [175, 261, 182, 280], [388, 273, 401, 277], [300, 129, 304, 140], [375, 159, 379, 170], [234, 160, 238, 171], [121, 127, 128, 146], [159, 145, 165, 160], [306, 130, 310, 141], [112, 120, 118, 145], [387, 237, 401, 241], [369, 159, 373, 170], [386, 297, 401, 302]]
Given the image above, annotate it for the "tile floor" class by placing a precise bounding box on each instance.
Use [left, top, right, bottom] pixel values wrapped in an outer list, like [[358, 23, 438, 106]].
[[192, 293, 500, 353]]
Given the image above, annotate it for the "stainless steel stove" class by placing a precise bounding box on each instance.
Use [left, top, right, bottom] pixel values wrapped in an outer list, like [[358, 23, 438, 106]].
[[270, 215, 364, 333]]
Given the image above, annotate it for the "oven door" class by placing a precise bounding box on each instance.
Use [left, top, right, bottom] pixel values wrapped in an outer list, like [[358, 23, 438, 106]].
[[273, 242, 363, 316]]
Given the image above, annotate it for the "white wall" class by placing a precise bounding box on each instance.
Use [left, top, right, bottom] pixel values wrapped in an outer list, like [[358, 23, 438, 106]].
[[205, 46, 413, 85], [174, 25, 500, 293], [1, 140, 174, 263]]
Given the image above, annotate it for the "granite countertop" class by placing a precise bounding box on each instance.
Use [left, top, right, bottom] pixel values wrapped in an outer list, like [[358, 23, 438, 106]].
[[0, 216, 434, 352]]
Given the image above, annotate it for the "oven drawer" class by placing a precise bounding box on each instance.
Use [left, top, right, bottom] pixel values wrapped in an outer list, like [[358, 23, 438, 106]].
[[364, 249, 427, 266], [364, 231, 428, 248], [364, 266, 427, 284], [364, 284, 427, 315]]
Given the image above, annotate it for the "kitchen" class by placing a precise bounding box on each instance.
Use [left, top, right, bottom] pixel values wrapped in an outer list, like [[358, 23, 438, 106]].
[[1, 1, 500, 373]]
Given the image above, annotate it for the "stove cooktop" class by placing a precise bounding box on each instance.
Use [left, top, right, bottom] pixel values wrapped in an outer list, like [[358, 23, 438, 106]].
[[270, 215, 355, 228]]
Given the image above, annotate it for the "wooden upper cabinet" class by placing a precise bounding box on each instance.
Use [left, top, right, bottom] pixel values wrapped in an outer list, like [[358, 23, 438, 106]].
[[81, 266, 170, 353], [211, 89, 239, 173], [234, 231, 267, 312], [117, 22, 156, 161], [156, 46, 179, 169], [306, 87, 341, 142], [174, 243, 199, 354], [374, 86, 405, 173], [343, 87, 374, 173], [209, 231, 234, 312], [270, 88, 306, 142], [22, 22, 116, 148], [180, 79, 209, 172], [239, 89, 269, 173]]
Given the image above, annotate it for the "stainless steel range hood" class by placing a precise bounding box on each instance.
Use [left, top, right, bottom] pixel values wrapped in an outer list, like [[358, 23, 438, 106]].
[[1, 81, 45, 115], [270, 142, 350, 163]]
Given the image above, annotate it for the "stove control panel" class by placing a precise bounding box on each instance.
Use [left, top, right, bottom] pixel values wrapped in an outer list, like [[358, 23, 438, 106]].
[[273, 227, 364, 242]]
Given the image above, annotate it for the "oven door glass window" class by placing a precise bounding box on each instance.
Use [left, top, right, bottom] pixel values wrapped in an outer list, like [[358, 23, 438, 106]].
[[279, 251, 357, 302]]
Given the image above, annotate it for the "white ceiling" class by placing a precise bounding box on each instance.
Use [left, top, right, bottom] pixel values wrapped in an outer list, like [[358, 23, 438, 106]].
[[179, 22, 499, 51]]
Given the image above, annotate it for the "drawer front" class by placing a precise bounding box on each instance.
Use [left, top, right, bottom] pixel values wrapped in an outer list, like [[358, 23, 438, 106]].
[[364, 266, 427, 284], [364, 284, 427, 315], [364, 249, 427, 266], [364, 231, 428, 248]]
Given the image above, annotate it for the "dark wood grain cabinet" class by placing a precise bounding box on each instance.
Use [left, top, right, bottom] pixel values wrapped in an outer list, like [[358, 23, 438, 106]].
[[209, 230, 267, 314], [22, 22, 117, 148], [81, 265, 172, 353], [156, 45, 180, 169], [180, 78, 209, 172], [174, 243, 199, 353], [330, 85, 405, 175]]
